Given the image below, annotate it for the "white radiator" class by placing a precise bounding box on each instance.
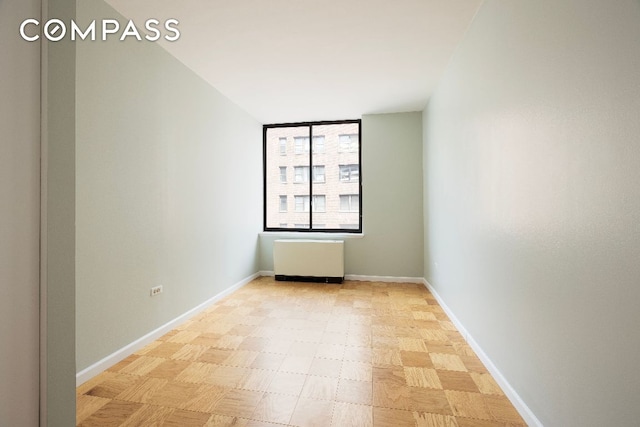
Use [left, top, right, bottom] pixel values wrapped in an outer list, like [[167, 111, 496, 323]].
[[273, 239, 344, 283]]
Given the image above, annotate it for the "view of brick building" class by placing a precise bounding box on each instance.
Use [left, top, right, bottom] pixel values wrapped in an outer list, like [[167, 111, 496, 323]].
[[264, 121, 361, 231]]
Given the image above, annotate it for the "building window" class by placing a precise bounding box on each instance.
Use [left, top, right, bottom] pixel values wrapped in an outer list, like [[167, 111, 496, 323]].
[[263, 120, 362, 232], [339, 134, 358, 152], [294, 166, 309, 183], [294, 136, 310, 154], [295, 195, 310, 212], [313, 165, 325, 183], [340, 194, 359, 212], [339, 164, 359, 182], [294, 165, 325, 183], [313, 136, 325, 153], [313, 195, 326, 212]]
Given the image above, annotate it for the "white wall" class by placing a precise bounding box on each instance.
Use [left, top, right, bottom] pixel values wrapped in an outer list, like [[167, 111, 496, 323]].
[[259, 112, 424, 278], [0, 1, 41, 425], [423, 0, 640, 425], [76, 0, 262, 372]]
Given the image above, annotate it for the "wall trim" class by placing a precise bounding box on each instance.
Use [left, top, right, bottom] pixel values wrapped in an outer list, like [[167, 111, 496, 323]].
[[422, 279, 543, 427], [76, 272, 259, 386]]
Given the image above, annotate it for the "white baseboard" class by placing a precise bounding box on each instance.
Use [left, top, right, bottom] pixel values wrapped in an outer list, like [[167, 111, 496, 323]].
[[76, 272, 259, 386], [422, 279, 543, 427], [259, 270, 274, 276], [345, 274, 424, 284]]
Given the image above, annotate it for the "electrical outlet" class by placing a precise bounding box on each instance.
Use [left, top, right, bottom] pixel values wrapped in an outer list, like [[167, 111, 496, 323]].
[[150, 285, 163, 296]]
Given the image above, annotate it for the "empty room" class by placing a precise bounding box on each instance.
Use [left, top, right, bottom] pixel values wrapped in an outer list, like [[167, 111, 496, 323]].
[[2, 0, 640, 426]]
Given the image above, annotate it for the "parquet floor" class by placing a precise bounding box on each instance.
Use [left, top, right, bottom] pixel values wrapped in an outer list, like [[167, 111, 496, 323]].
[[77, 276, 527, 426]]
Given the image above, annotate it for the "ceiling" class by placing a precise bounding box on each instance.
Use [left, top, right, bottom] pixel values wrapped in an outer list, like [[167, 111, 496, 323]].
[[105, 0, 482, 124]]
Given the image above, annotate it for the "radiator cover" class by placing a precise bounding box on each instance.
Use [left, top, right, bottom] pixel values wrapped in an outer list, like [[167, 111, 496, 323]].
[[273, 239, 344, 283]]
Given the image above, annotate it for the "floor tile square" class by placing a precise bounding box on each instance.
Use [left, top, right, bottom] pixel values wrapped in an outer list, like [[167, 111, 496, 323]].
[[266, 372, 307, 396], [436, 370, 480, 393], [340, 360, 373, 382], [308, 357, 342, 378], [162, 409, 212, 426], [180, 384, 229, 413], [331, 402, 373, 427], [78, 400, 143, 426], [147, 359, 191, 380], [445, 390, 492, 420], [279, 355, 314, 374], [290, 398, 334, 427], [336, 378, 372, 405], [84, 373, 141, 399], [214, 389, 264, 418], [470, 372, 503, 395], [300, 375, 339, 400], [119, 405, 176, 426], [372, 407, 414, 427], [403, 367, 442, 389], [430, 353, 467, 372], [251, 392, 299, 424]]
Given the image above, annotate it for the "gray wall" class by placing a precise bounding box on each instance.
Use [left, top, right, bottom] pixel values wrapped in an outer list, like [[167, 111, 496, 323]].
[[46, 0, 78, 424], [0, 0, 41, 425], [76, 0, 262, 371], [259, 112, 424, 278], [423, 0, 640, 425]]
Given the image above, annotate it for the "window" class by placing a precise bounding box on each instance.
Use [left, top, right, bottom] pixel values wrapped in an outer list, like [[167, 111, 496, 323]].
[[279, 138, 287, 155], [294, 136, 310, 154], [295, 195, 310, 212], [313, 165, 325, 183], [294, 166, 309, 183], [313, 136, 325, 153], [339, 164, 359, 182], [313, 195, 326, 212], [339, 134, 358, 152], [264, 120, 361, 232], [340, 194, 359, 212]]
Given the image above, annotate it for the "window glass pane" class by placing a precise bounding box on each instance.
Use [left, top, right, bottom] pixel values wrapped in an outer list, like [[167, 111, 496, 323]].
[[339, 164, 359, 182], [279, 138, 287, 155], [295, 195, 310, 212], [313, 195, 326, 212], [294, 136, 310, 154], [313, 165, 325, 183], [311, 122, 360, 229], [265, 126, 309, 229], [312, 136, 325, 153], [294, 166, 310, 183]]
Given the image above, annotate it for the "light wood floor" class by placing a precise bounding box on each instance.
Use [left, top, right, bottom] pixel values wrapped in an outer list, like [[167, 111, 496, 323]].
[[77, 276, 527, 426]]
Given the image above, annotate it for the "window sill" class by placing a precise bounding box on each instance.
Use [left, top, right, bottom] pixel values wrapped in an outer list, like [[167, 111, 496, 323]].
[[259, 231, 364, 239]]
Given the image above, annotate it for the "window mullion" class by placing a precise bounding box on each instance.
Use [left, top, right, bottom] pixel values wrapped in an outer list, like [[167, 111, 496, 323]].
[[308, 125, 313, 230]]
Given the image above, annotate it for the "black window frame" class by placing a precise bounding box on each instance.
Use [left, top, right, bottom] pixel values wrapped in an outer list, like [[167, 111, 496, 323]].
[[263, 119, 362, 233]]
